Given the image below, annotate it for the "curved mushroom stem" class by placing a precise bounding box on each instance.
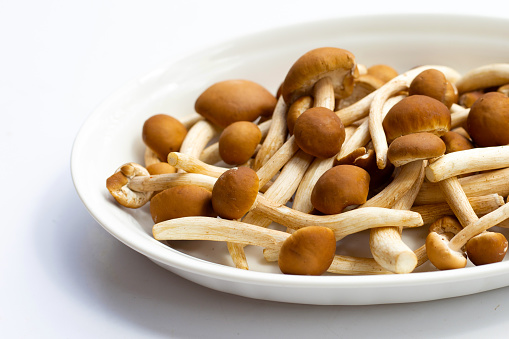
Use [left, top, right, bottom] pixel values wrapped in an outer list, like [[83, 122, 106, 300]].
[[252, 96, 288, 171], [179, 112, 205, 130], [450, 105, 470, 130], [168, 152, 227, 178], [369, 160, 425, 273], [128, 172, 217, 192], [177, 119, 221, 172], [455, 63, 509, 93], [425, 146, 509, 182]]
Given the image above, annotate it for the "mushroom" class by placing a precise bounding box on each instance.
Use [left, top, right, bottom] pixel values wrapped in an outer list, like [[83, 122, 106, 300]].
[[178, 119, 221, 162], [367, 64, 399, 83], [441, 131, 474, 154], [142, 114, 188, 162], [465, 231, 508, 266], [286, 96, 313, 135], [218, 121, 262, 165], [211, 167, 423, 237], [194, 79, 277, 128], [408, 69, 458, 109], [149, 185, 216, 223], [458, 90, 484, 108], [336, 74, 385, 109], [387, 133, 446, 167], [466, 92, 509, 147], [425, 216, 467, 270], [106, 163, 153, 208], [310, 165, 370, 215], [278, 226, 337, 275]]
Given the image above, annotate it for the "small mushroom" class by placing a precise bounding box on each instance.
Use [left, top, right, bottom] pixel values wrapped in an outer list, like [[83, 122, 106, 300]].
[[466, 92, 509, 147], [286, 96, 313, 135], [382, 95, 451, 144], [106, 163, 153, 208], [311, 165, 370, 215], [194, 79, 277, 128], [387, 132, 446, 167], [426, 216, 467, 270], [142, 114, 188, 162], [466, 231, 508, 266], [292, 107, 346, 158], [149, 185, 216, 223], [280, 47, 356, 105], [458, 90, 484, 108], [367, 64, 399, 83], [441, 131, 474, 154], [278, 226, 336, 275], [218, 121, 262, 165], [146, 162, 177, 175], [408, 69, 458, 109]]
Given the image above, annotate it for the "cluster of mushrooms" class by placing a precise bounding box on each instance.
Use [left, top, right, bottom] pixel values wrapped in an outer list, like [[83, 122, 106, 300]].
[[106, 47, 509, 276]]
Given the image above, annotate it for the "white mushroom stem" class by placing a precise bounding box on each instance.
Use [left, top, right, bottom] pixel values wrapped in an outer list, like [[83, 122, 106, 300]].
[[450, 106, 470, 129], [253, 195, 423, 239], [416, 167, 509, 205], [438, 176, 479, 228], [144, 147, 161, 167], [455, 63, 509, 93], [168, 152, 226, 178], [178, 119, 221, 169], [179, 112, 205, 129], [426, 146, 509, 182], [412, 194, 506, 225], [449, 201, 509, 252], [252, 96, 288, 171], [128, 172, 217, 192], [369, 160, 425, 273], [227, 149, 313, 269], [255, 136, 300, 189], [199, 119, 272, 165]]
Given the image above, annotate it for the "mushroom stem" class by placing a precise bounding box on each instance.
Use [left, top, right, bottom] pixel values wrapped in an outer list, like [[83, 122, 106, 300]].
[[144, 147, 161, 167], [168, 152, 227, 178], [437, 176, 479, 227], [178, 119, 221, 170], [252, 96, 288, 170], [455, 63, 509, 93], [450, 107, 470, 130], [415, 167, 509, 205], [369, 160, 425, 273], [179, 112, 205, 130], [411, 194, 506, 225], [426, 146, 509, 182], [128, 172, 217, 192]]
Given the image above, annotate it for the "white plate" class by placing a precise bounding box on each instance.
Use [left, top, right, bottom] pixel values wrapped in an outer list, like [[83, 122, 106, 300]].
[[72, 13, 509, 305]]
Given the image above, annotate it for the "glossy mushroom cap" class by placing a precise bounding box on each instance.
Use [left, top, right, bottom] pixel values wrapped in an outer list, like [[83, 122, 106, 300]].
[[466, 232, 508, 266], [281, 47, 356, 104], [441, 131, 474, 154], [211, 167, 259, 220], [366, 64, 399, 83], [278, 226, 336, 275], [466, 92, 509, 147], [142, 114, 188, 162], [218, 121, 262, 165], [150, 185, 216, 223], [409, 69, 458, 109], [426, 216, 467, 270], [293, 107, 346, 159], [383, 95, 451, 143], [146, 162, 177, 175], [287, 96, 313, 135], [458, 90, 484, 108], [194, 79, 277, 128], [311, 165, 370, 215], [387, 132, 446, 167]]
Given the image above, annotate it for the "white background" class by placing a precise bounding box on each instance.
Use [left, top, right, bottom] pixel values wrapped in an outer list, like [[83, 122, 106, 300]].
[[2, 1, 509, 338]]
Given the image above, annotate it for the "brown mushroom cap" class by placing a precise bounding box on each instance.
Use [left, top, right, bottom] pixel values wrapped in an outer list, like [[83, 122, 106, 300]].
[[466, 232, 508, 266], [466, 92, 509, 147], [142, 114, 188, 162], [426, 232, 467, 270], [281, 47, 356, 104], [106, 163, 153, 209], [211, 167, 259, 220], [458, 90, 484, 108], [429, 216, 463, 238], [287, 96, 313, 135], [311, 165, 370, 215], [293, 107, 346, 159], [146, 162, 177, 175], [387, 132, 446, 167], [194, 79, 277, 128], [383, 95, 451, 143], [408, 69, 458, 109], [337, 74, 385, 109], [278, 226, 336, 275], [149, 185, 216, 223], [367, 64, 399, 83], [441, 131, 474, 154], [218, 121, 262, 165]]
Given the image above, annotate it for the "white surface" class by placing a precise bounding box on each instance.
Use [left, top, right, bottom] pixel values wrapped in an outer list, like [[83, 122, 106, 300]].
[[3, 0, 509, 337], [72, 14, 509, 306]]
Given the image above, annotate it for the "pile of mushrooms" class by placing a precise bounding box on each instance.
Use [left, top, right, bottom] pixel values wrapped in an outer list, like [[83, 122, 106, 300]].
[[106, 47, 509, 276]]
